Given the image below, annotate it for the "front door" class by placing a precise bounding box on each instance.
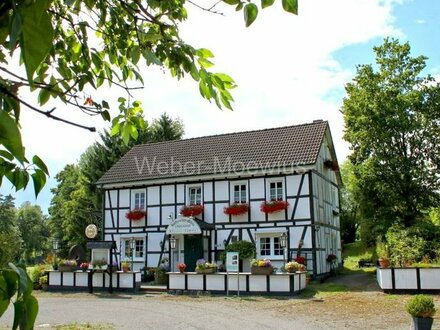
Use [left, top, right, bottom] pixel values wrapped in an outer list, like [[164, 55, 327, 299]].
[[184, 235, 204, 272]]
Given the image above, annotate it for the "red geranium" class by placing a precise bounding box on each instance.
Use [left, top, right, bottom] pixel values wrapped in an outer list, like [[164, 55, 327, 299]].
[[180, 204, 204, 217], [295, 256, 305, 264], [260, 200, 289, 214], [125, 208, 146, 221], [224, 203, 249, 216]]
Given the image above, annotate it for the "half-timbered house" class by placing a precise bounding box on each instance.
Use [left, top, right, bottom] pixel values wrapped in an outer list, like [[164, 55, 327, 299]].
[[96, 120, 341, 277]]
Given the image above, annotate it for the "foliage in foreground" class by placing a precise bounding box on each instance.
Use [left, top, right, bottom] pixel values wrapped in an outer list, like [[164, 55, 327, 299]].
[[0, 263, 38, 329], [0, 0, 298, 195]]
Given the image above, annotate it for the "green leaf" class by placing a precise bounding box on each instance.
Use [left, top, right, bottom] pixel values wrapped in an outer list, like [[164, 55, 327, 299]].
[[131, 46, 141, 65], [19, 1, 54, 82], [38, 88, 50, 105], [8, 264, 28, 298], [100, 110, 110, 121], [31, 169, 46, 196], [196, 48, 214, 58], [0, 111, 24, 162], [1, 270, 18, 299], [261, 0, 275, 9], [244, 3, 258, 27], [0, 297, 9, 319], [282, 0, 298, 14], [110, 123, 120, 136], [0, 150, 14, 161], [32, 155, 49, 175], [9, 13, 22, 51], [12, 300, 24, 330], [23, 295, 38, 330], [223, 0, 240, 4]]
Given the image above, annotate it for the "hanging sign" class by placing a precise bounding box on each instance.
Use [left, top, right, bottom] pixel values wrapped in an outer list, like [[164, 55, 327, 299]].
[[166, 217, 202, 235]]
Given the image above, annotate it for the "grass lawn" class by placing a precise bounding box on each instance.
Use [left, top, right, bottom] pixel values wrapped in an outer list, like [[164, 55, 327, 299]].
[[342, 241, 377, 273]]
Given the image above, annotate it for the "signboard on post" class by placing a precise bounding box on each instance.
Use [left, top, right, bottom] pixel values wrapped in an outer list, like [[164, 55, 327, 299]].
[[226, 252, 239, 272], [226, 252, 239, 296]]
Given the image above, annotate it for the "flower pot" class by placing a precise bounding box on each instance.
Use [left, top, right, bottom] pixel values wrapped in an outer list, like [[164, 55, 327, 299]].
[[196, 267, 216, 274], [122, 266, 130, 272], [412, 317, 434, 330], [178, 266, 186, 273], [378, 258, 390, 268], [251, 266, 273, 275], [58, 265, 76, 272]]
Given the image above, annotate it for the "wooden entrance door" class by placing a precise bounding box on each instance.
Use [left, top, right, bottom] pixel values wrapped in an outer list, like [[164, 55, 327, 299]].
[[184, 235, 204, 272]]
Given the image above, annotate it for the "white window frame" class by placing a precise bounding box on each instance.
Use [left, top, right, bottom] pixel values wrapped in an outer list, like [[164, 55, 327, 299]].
[[231, 181, 248, 203], [121, 236, 146, 262], [256, 232, 285, 260], [187, 185, 202, 205], [266, 178, 284, 201], [131, 189, 146, 210]]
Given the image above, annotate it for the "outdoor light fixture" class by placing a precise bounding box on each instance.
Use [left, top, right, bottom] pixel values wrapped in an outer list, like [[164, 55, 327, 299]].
[[53, 239, 59, 250], [280, 232, 287, 271], [130, 237, 136, 271], [53, 239, 59, 270], [168, 213, 174, 220], [223, 239, 228, 246], [169, 236, 176, 249], [280, 232, 287, 248]]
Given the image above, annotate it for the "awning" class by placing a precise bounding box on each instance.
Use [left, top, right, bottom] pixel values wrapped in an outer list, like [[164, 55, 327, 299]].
[[166, 217, 214, 235]]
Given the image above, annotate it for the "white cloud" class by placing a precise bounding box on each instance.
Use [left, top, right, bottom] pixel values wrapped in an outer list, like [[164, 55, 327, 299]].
[[1, 0, 404, 210]]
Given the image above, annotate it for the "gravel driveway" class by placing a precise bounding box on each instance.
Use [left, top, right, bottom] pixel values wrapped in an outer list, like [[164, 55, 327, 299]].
[[1, 273, 439, 330]]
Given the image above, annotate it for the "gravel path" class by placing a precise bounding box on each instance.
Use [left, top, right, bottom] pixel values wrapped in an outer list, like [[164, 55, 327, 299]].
[[1, 272, 439, 330]]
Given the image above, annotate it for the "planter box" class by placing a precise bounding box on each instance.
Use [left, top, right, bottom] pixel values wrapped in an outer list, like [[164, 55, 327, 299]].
[[58, 265, 77, 272], [251, 266, 273, 275], [377, 267, 440, 292], [196, 268, 216, 274]]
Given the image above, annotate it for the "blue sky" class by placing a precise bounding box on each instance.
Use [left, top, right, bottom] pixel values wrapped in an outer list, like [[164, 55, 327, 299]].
[[1, 0, 439, 214]]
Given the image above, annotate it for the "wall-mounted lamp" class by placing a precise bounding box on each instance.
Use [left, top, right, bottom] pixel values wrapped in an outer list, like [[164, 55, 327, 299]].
[[280, 232, 288, 248], [168, 213, 174, 220], [169, 236, 176, 249], [223, 239, 228, 246]]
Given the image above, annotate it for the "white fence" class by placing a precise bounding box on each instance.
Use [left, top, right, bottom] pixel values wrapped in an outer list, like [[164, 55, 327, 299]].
[[377, 268, 440, 292]]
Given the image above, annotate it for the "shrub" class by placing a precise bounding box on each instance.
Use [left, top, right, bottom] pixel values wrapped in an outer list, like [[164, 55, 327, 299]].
[[386, 224, 425, 266], [406, 295, 436, 318], [222, 240, 256, 261]]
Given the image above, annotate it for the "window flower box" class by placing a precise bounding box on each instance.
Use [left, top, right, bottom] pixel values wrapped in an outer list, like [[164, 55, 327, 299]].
[[250, 259, 273, 275], [260, 200, 289, 214], [125, 208, 146, 221], [180, 204, 204, 217], [58, 259, 77, 272], [224, 203, 249, 216]]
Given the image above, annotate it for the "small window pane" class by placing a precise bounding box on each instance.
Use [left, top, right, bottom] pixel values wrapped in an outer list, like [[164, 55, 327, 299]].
[[260, 237, 271, 256], [274, 237, 283, 256]]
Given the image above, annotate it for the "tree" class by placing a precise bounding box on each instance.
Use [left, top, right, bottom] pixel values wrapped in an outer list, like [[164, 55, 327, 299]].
[[16, 202, 49, 262], [0, 0, 298, 195], [49, 114, 184, 252], [342, 38, 440, 229], [339, 161, 361, 243], [0, 194, 21, 267]]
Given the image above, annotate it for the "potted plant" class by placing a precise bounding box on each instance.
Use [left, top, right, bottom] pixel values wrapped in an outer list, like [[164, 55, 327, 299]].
[[223, 203, 249, 216], [180, 204, 204, 217], [121, 261, 131, 272], [177, 263, 186, 273], [285, 261, 306, 273], [155, 259, 170, 284], [125, 208, 146, 221], [79, 262, 89, 272], [58, 259, 77, 272], [250, 259, 273, 275], [260, 200, 289, 214], [195, 259, 217, 274], [376, 240, 390, 268], [91, 259, 108, 271], [406, 295, 436, 330], [295, 256, 306, 265]]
